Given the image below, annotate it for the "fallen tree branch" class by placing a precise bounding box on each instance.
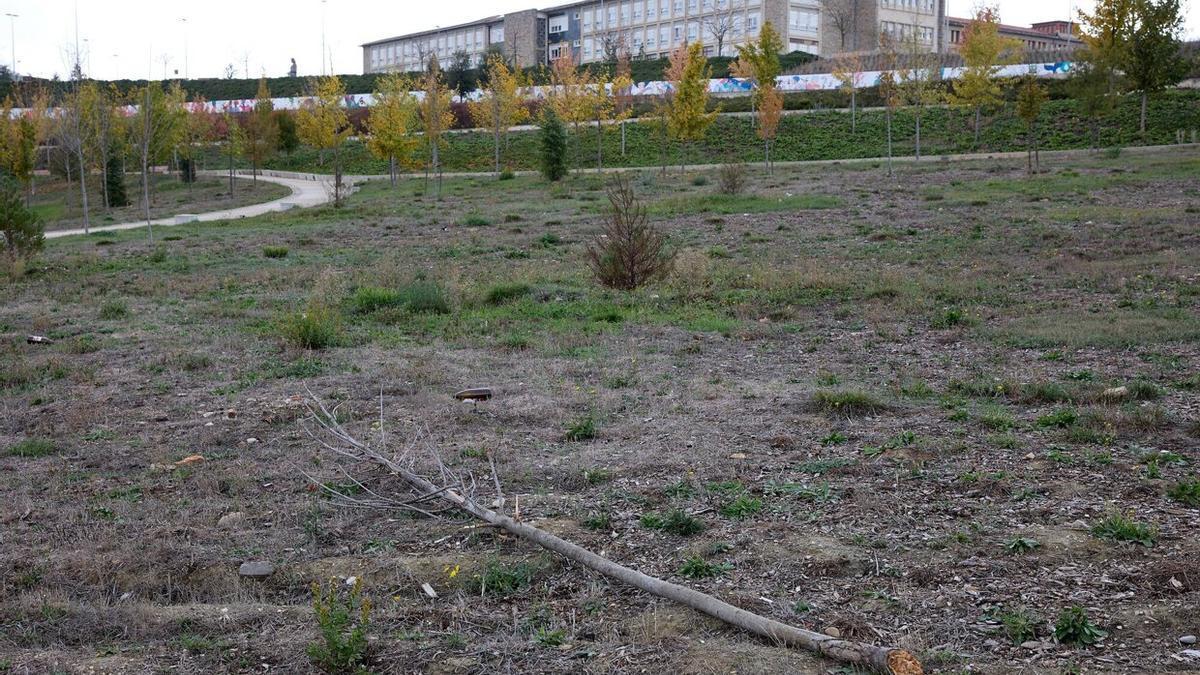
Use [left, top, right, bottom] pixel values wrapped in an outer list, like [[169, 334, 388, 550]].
[[305, 395, 922, 675]]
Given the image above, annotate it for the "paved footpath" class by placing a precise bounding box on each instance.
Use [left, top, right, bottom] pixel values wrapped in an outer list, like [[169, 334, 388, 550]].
[[44, 143, 1196, 239], [46, 171, 334, 239]]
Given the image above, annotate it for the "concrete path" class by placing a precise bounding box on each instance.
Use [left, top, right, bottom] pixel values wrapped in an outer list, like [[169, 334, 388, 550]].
[[46, 171, 334, 240]]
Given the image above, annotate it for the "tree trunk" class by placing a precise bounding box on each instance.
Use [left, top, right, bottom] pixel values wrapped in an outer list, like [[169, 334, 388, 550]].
[[596, 113, 604, 171], [886, 110, 893, 177], [1026, 128, 1033, 175], [493, 98, 502, 177], [76, 147, 90, 235], [141, 147, 153, 242], [432, 142, 442, 200], [851, 89, 857, 134], [228, 150, 235, 198], [390, 155, 397, 188], [1033, 123, 1040, 173], [307, 408, 925, 675], [914, 110, 922, 162], [621, 120, 626, 156], [1139, 91, 1147, 136], [973, 106, 980, 148]]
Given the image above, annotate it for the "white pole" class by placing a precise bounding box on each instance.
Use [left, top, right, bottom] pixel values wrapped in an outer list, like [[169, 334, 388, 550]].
[[4, 14, 16, 80], [180, 18, 189, 79], [321, 0, 327, 76]]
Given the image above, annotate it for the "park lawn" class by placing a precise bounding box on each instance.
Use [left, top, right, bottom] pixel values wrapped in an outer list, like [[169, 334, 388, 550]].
[[1, 146, 1198, 673]]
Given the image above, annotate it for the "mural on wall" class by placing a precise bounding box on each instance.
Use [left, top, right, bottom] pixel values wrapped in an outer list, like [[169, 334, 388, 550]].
[[13, 62, 1076, 117]]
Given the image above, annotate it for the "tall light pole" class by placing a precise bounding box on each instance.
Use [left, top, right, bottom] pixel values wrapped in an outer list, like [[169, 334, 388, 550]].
[[4, 13, 16, 81], [179, 18, 189, 79], [321, 0, 327, 76]]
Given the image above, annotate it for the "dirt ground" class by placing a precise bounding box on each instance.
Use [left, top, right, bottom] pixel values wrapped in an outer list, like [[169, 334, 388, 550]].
[[28, 174, 290, 232], [2, 147, 1198, 674]]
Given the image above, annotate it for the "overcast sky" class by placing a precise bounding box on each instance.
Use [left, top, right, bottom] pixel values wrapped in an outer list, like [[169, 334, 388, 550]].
[[2, 0, 1196, 81]]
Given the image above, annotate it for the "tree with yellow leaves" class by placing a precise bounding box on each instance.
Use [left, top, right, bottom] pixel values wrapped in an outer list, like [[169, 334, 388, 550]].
[[368, 72, 422, 187], [831, 52, 864, 134], [877, 35, 903, 177], [758, 86, 783, 173], [733, 21, 784, 169], [613, 51, 635, 157], [472, 55, 528, 177], [419, 55, 456, 199], [297, 75, 353, 206], [0, 96, 38, 205], [954, 7, 1023, 147], [547, 50, 597, 172], [242, 77, 279, 189], [665, 42, 716, 171]]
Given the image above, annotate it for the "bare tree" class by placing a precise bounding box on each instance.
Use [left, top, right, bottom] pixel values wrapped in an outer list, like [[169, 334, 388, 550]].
[[820, 0, 872, 51], [704, 6, 739, 56], [601, 31, 627, 63], [304, 393, 925, 675]]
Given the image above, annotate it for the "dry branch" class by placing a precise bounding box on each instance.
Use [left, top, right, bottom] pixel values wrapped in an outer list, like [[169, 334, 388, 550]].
[[305, 395, 922, 675]]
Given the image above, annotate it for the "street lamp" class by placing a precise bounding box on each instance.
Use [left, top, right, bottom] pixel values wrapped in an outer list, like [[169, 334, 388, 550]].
[[179, 18, 188, 79], [5, 13, 17, 81], [321, 0, 327, 76]]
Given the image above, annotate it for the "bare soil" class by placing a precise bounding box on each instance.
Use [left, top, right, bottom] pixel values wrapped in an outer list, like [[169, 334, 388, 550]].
[[2, 147, 1198, 674]]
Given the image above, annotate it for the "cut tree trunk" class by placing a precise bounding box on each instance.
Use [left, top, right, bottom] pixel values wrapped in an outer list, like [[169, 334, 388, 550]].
[[306, 401, 924, 675]]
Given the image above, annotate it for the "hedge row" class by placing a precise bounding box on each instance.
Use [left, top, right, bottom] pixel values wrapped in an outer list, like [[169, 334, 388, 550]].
[[197, 89, 1200, 175]]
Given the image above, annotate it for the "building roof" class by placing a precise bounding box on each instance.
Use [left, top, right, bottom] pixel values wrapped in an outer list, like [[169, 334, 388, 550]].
[[945, 16, 1081, 40], [360, 15, 504, 47]]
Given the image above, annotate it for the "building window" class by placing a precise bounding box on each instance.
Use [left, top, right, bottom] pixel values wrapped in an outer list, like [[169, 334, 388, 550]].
[[688, 0, 698, 11], [789, 7, 818, 33], [747, 12, 760, 32], [673, 23, 683, 43], [673, 0, 683, 15], [549, 14, 568, 33], [490, 26, 504, 43], [634, 2, 643, 21], [621, 3, 631, 23], [687, 21, 698, 40], [647, 0, 657, 20]]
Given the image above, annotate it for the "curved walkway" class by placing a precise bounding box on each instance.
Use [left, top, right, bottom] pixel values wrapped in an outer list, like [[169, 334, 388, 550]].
[[46, 171, 334, 239]]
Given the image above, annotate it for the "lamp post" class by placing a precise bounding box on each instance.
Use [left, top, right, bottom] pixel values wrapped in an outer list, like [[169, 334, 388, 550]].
[[180, 18, 189, 79], [4, 13, 16, 81], [321, 0, 327, 75]]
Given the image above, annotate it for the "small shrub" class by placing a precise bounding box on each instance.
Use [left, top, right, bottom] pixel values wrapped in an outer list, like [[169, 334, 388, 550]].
[[1054, 606, 1107, 646], [1036, 408, 1078, 429], [306, 578, 371, 673], [641, 508, 704, 536], [0, 177, 43, 271], [1127, 379, 1162, 401], [582, 511, 611, 530], [931, 306, 973, 329], [539, 110, 568, 182], [717, 161, 746, 195], [690, 175, 709, 187], [668, 248, 713, 302], [678, 556, 731, 579], [499, 170, 516, 180], [282, 305, 340, 350], [263, 246, 289, 259], [586, 175, 673, 290], [1167, 479, 1200, 506], [483, 282, 531, 305], [397, 281, 451, 314], [810, 389, 886, 417], [1024, 381, 1072, 404], [462, 215, 492, 227], [1103, 146, 1122, 159], [533, 628, 566, 647], [472, 560, 537, 597], [582, 467, 612, 484], [719, 495, 763, 519], [350, 286, 403, 313], [1091, 513, 1156, 546], [98, 299, 129, 320], [535, 232, 562, 247], [999, 608, 1038, 645], [7, 438, 56, 458], [1004, 537, 1040, 553], [565, 415, 596, 441]]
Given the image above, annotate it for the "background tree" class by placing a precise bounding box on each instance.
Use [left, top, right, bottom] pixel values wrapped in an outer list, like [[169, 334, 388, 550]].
[[898, 34, 942, 161], [1069, 48, 1118, 151], [1125, 0, 1186, 134], [276, 111, 300, 155], [472, 55, 528, 177], [733, 20, 783, 139], [0, 176, 42, 275], [1016, 75, 1048, 174], [654, 46, 686, 176], [241, 77, 279, 188], [61, 76, 95, 233], [666, 42, 716, 171], [216, 112, 245, 198], [704, 6, 739, 56], [419, 55, 456, 199], [177, 94, 215, 187], [1077, 0, 1134, 100], [831, 52, 864, 133], [298, 75, 353, 206], [367, 72, 421, 187], [447, 50, 477, 98], [587, 174, 672, 290], [82, 83, 127, 209], [954, 7, 1023, 147], [877, 35, 903, 176], [0, 98, 37, 205], [547, 51, 596, 172], [539, 108, 568, 182], [589, 69, 615, 170], [613, 52, 635, 156], [820, 0, 873, 51], [130, 83, 173, 237], [757, 85, 783, 172]]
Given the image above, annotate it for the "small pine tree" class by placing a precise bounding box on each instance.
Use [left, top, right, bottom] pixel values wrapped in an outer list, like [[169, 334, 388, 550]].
[[539, 109, 568, 182], [1, 177, 43, 273], [276, 111, 300, 155], [105, 155, 129, 207]]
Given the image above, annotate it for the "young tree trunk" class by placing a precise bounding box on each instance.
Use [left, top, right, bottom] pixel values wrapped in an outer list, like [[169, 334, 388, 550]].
[[334, 147, 344, 207], [1139, 91, 1147, 136], [432, 143, 442, 199], [75, 147, 90, 235], [390, 155, 397, 188], [886, 110, 894, 177], [914, 110, 922, 162], [1033, 123, 1040, 173], [596, 113, 604, 171], [141, 147, 153, 242], [493, 97, 502, 177], [621, 120, 626, 156], [99, 147, 110, 211], [973, 106, 981, 148], [1026, 128, 1033, 175], [228, 150, 235, 198], [851, 89, 857, 134]]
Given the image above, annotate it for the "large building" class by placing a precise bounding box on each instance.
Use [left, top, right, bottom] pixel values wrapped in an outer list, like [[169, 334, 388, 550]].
[[362, 0, 946, 74], [945, 17, 1083, 54]]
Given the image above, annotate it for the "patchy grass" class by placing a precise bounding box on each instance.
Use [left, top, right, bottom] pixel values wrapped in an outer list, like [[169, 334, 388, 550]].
[[6, 438, 56, 458], [810, 390, 887, 417]]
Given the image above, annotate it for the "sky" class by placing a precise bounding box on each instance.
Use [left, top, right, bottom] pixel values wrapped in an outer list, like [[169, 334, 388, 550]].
[[1, 0, 1196, 81]]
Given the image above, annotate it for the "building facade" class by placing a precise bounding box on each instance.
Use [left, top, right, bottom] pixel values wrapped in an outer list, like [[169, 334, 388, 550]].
[[362, 0, 947, 74], [945, 17, 1082, 53]]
